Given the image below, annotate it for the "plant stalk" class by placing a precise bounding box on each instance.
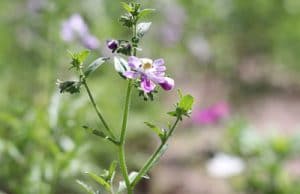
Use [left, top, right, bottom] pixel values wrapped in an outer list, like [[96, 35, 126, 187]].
[[131, 117, 180, 187], [80, 70, 116, 140]]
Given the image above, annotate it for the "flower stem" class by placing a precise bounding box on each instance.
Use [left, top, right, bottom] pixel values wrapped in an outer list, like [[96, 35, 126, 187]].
[[118, 79, 133, 194], [131, 117, 181, 188], [80, 71, 116, 140]]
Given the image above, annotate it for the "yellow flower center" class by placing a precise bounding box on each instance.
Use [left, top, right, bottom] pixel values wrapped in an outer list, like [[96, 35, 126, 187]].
[[143, 62, 152, 70]]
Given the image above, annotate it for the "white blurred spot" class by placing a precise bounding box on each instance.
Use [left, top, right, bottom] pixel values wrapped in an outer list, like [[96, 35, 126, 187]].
[[206, 153, 245, 178]]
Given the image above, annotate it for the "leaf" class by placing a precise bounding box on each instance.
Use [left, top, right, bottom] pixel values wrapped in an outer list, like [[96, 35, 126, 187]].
[[136, 22, 152, 38], [108, 160, 118, 181], [76, 180, 95, 194], [82, 125, 106, 138], [138, 9, 155, 19], [84, 57, 109, 77], [144, 122, 163, 138], [167, 111, 177, 117], [77, 50, 90, 63], [114, 56, 129, 74], [178, 94, 194, 112], [85, 172, 111, 192], [69, 50, 90, 70], [121, 2, 133, 13]]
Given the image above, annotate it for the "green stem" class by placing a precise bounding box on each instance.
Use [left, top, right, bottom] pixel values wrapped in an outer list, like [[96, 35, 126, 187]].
[[131, 117, 180, 187], [118, 79, 133, 194], [80, 72, 116, 140]]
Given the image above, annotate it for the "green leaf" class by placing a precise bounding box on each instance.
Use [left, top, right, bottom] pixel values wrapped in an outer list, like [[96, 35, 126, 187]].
[[167, 111, 178, 117], [77, 50, 90, 63], [108, 160, 118, 181], [138, 9, 155, 19], [178, 94, 194, 112], [82, 125, 106, 138], [136, 22, 152, 38], [114, 56, 129, 74], [76, 180, 95, 194], [121, 2, 133, 13], [85, 172, 111, 192], [69, 50, 90, 70], [144, 121, 166, 141], [84, 57, 109, 77]]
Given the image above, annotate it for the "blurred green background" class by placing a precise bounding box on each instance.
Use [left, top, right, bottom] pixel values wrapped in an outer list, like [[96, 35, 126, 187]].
[[1, 0, 300, 193]]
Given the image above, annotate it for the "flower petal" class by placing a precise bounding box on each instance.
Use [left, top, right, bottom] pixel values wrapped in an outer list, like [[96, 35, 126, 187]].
[[123, 71, 140, 79], [141, 77, 156, 93], [159, 77, 174, 91], [148, 73, 166, 83], [153, 58, 165, 67], [128, 56, 141, 69], [155, 65, 166, 72]]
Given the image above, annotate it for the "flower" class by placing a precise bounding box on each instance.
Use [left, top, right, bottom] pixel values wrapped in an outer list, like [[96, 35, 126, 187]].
[[192, 101, 230, 125], [123, 56, 174, 93], [60, 14, 100, 50], [106, 39, 119, 52]]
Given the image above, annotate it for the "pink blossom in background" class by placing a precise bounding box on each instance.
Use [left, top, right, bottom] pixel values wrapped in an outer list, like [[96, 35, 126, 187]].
[[192, 101, 230, 125], [60, 14, 100, 50]]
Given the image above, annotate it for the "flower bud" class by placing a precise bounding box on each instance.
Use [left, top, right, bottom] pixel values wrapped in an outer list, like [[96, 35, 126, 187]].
[[159, 77, 174, 91], [106, 39, 118, 52]]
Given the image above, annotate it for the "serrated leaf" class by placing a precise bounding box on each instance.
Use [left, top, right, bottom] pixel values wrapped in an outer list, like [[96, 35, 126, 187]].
[[84, 57, 109, 77], [114, 56, 129, 74], [136, 22, 152, 38], [76, 180, 95, 194], [144, 122, 162, 137], [178, 94, 194, 112], [121, 2, 133, 13], [138, 9, 155, 19], [85, 172, 111, 192]]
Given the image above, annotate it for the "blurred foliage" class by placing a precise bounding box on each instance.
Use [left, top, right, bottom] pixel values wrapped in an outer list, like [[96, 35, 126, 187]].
[[1, 0, 300, 193], [224, 121, 300, 194]]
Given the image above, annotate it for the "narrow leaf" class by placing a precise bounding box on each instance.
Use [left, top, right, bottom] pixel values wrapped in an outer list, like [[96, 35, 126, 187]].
[[108, 160, 118, 180], [84, 57, 109, 77], [76, 180, 95, 194], [85, 172, 111, 191], [136, 22, 152, 38], [144, 122, 162, 137]]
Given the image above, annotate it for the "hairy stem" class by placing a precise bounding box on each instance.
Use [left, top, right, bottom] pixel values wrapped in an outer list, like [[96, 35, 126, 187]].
[[131, 117, 180, 188]]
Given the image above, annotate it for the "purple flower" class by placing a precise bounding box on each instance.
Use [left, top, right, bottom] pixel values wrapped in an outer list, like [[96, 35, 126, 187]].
[[107, 40, 119, 52], [192, 102, 230, 125], [60, 14, 100, 50], [123, 56, 174, 93]]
